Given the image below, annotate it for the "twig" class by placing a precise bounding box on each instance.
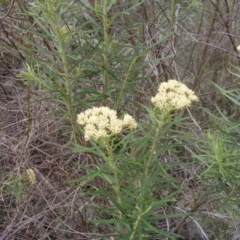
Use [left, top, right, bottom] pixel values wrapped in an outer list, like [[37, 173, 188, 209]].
[[0, 0, 15, 19], [0, 82, 9, 100]]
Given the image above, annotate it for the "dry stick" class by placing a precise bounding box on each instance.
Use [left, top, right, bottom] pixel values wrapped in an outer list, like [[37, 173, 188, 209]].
[[142, 2, 174, 81], [0, 21, 26, 95], [0, 61, 22, 99], [169, 1, 180, 81], [209, 0, 240, 65], [170, 4, 181, 81], [16, 83, 32, 175], [172, 197, 209, 234], [1, 17, 32, 171], [223, 0, 240, 65], [181, 4, 204, 81], [0, 0, 15, 19], [173, 207, 210, 240], [0, 62, 17, 79], [1, 192, 76, 240], [0, 20, 25, 61], [153, 2, 173, 80], [192, 3, 218, 91], [186, 107, 204, 137], [0, 81, 9, 100]]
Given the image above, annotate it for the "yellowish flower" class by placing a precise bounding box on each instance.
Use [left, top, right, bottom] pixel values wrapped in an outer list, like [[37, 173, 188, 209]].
[[151, 79, 198, 111], [60, 25, 72, 41], [123, 114, 138, 130], [77, 107, 137, 141], [26, 169, 36, 184]]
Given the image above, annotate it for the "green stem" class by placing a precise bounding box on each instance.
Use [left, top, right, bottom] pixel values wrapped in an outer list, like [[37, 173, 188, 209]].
[[102, 0, 110, 105], [129, 206, 151, 240], [52, 13, 79, 143], [114, 56, 139, 109], [129, 209, 143, 240], [145, 110, 175, 178], [145, 120, 163, 177], [128, 121, 163, 240], [104, 141, 122, 206], [170, 0, 176, 32]]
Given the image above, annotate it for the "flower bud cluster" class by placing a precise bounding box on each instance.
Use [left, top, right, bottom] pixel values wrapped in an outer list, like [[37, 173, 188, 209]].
[[77, 107, 137, 141], [26, 169, 36, 184], [151, 79, 198, 111]]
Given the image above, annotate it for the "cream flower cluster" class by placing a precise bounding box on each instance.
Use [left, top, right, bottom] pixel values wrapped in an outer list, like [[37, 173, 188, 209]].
[[77, 107, 137, 140], [151, 79, 198, 111]]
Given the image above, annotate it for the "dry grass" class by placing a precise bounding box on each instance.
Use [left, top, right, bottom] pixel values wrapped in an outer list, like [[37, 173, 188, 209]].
[[0, 75, 97, 239], [1, 0, 240, 239]]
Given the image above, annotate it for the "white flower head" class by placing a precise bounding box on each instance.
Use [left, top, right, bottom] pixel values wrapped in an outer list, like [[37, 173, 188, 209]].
[[151, 79, 198, 111], [77, 107, 137, 141]]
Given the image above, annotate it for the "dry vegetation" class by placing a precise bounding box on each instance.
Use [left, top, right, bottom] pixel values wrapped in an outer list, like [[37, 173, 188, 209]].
[[1, 0, 240, 239]]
